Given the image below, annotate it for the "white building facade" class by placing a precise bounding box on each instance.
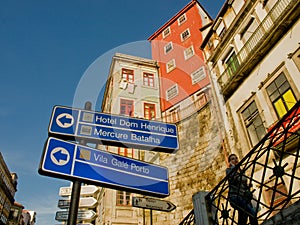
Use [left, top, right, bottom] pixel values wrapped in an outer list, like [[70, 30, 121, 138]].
[[100, 53, 161, 225], [202, 0, 300, 154], [201, 0, 300, 218]]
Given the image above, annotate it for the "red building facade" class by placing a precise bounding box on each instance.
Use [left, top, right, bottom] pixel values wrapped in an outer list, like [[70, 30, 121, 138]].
[[148, 0, 212, 112]]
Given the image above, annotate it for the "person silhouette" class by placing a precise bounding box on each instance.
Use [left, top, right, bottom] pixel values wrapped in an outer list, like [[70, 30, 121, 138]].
[[226, 154, 258, 225]]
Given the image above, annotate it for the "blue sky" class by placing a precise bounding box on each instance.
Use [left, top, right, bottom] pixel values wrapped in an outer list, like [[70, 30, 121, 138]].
[[0, 1, 224, 224]]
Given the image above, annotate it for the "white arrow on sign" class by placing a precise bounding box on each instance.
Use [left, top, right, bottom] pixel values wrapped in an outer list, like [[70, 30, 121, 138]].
[[80, 197, 98, 208], [132, 197, 176, 212], [77, 210, 97, 221], [55, 210, 97, 222], [59, 185, 99, 197], [56, 113, 74, 128]]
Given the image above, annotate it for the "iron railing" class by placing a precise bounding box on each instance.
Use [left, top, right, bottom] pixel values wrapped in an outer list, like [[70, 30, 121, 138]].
[[179, 209, 195, 225], [208, 100, 300, 224], [179, 100, 300, 224], [162, 92, 209, 123]]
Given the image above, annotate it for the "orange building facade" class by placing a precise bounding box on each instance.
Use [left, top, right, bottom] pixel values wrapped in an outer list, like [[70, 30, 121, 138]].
[[148, 0, 212, 113]]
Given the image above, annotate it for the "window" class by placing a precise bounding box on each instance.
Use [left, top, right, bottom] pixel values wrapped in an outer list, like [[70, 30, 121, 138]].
[[240, 16, 260, 43], [191, 67, 206, 85], [225, 51, 240, 77], [118, 147, 133, 158], [263, 0, 277, 9], [214, 17, 226, 38], [166, 59, 176, 73], [144, 103, 156, 119], [241, 101, 266, 146], [166, 106, 180, 123], [122, 68, 134, 83], [163, 26, 171, 38], [266, 73, 297, 118], [178, 14, 187, 25], [116, 147, 133, 206], [207, 40, 213, 49], [166, 84, 178, 101], [116, 190, 131, 206], [181, 29, 190, 41], [164, 42, 173, 54], [8, 208, 18, 220], [219, 27, 226, 39], [143, 72, 154, 87], [120, 99, 133, 116], [184, 45, 194, 60]]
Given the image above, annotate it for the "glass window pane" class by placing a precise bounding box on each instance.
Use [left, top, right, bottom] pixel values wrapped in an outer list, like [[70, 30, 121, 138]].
[[283, 89, 297, 110], [278, 81, 290, 94], [266, 82, 276, 96], [241, 101, 266, 146], [257, 125, 267, 140], [253, 116, 263, 127], [274, 99, 287, 118], [267, 72, 296, 118], [242, 108, 250, 121], [248, 124, 259, 145], [270, 90, 280, 102], [275, 73, 286, 87]]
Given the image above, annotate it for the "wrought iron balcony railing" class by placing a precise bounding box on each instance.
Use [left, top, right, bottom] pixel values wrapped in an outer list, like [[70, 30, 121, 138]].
[[179, 100, 300, 224], [162, 92, 209, 124], [208, 100, 300, 224], [179, 209, 195, 225]]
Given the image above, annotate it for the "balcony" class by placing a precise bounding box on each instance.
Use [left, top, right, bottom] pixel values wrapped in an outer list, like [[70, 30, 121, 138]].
[[217, 0, 300, 101], [162, 92, 209, 123]]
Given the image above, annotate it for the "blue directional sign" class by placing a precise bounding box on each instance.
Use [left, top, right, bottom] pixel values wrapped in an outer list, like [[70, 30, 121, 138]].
[[48, 105, 179, 153], [39, 137, 170, 197]]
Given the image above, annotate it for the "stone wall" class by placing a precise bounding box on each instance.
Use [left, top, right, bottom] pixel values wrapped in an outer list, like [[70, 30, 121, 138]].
[[151, 103, 228, 224]]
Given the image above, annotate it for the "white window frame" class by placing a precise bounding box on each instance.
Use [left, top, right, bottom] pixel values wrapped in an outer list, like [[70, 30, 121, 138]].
[[166, 59, 176, 73], [181, 28, 191, 42], [191, 67, 206, 85], [164, 42, 173, 54], [166, 84, 179, 101], [184, 45, 195, 60], [162, 26, 171, 39], [178, 13, 187, 26], [143, 72, 155, 87]]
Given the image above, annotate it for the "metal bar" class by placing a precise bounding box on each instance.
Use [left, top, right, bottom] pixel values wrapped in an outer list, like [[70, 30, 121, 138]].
[[67, 101, 92, 225], [68, 180, 81, 225], [150, 209, 153, 225]]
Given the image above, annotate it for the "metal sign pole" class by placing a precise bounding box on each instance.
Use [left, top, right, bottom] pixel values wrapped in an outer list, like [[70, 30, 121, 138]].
[[150, 209, 153, 225], [67, 101, 92, 225], [67, 180, 81, 225]]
